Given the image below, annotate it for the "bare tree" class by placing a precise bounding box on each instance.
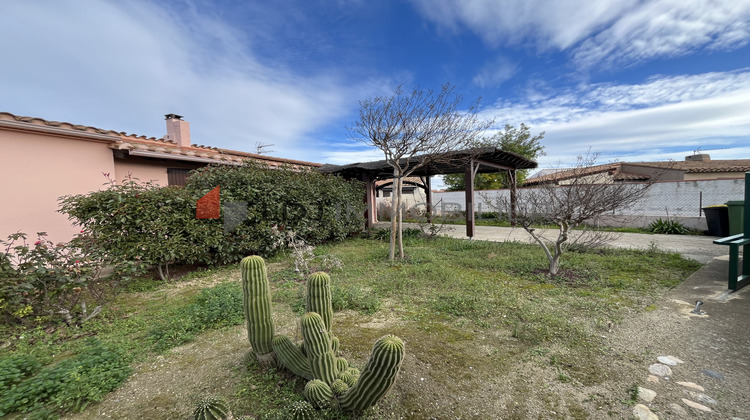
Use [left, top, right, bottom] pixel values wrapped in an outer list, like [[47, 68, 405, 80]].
[[489, 153, 655, 275], [350, 84, 492, 260]]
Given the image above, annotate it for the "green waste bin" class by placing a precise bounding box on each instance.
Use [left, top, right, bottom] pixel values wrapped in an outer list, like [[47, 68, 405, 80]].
[[726, 200, 745, 235], [703, 205, 729, 236]]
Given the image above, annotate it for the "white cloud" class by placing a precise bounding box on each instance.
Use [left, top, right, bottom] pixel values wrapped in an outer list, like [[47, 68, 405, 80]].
[[574, 0, 750, 68], [410, 0, 750, 69], [0, 0, 373, 162], [409, 0, 635, 50], [480, 70, 750, 167], [472, 56, 519, 88]]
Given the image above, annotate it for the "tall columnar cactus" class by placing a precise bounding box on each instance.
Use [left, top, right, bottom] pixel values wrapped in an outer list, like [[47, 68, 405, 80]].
[[301, 312, 338, 385], [306, 272, 333, 332], [339, 335, 405, 412], [240, 256, 404, 413], [241, 255, 275, 366]]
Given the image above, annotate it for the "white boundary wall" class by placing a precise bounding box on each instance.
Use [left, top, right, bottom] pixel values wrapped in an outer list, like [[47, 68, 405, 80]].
[[427, 178, 746, 230]]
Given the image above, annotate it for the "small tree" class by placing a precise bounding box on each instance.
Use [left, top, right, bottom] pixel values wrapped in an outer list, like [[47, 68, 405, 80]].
[[443, 123, 545, 191], [495, 153, 654, 276], [349, 84, 492, 260]]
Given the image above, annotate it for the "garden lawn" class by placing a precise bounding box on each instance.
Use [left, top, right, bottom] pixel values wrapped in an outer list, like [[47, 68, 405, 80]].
[[0, 235, 700, 419]]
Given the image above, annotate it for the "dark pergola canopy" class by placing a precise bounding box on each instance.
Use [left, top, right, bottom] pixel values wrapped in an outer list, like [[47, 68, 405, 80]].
[[319, 147, 537, 178], [318, 147, 537, 237]]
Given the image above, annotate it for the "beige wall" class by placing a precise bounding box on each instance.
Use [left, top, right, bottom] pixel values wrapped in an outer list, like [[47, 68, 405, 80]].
[[0, 129, 116, 244], [114, 158, 169, 185]]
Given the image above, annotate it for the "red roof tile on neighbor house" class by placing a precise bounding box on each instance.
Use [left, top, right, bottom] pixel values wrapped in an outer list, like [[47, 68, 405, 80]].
[[0, 111, 321, 169]]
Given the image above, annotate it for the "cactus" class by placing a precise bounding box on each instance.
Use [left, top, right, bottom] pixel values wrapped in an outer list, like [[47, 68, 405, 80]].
[[193, 396, 232, 420], [239, 256, 403, 412], [339, 335, 405, 412], [306, 272, 333, 332], [287, 400, 316, 420], [304, 379, 333, 409], [337, 370, 357, 387], [241, 255, 276, 366], [330, 334, 340, 355], [335, 356, 348, 372], [301, 312, 338, 385], [330, 379, 349, 395], [272, 334, 313, 380]]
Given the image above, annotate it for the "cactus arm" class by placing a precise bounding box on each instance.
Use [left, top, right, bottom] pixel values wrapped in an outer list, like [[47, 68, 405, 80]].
[[301, 312, 338, 384], [306, 272, 333, 332], [339, 335, 404, 412], [272, 335, 313, 380], [241, 255, 275, 365]]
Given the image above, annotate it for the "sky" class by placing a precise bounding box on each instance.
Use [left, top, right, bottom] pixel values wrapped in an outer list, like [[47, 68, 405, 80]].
[[2, 0, 749, 184]]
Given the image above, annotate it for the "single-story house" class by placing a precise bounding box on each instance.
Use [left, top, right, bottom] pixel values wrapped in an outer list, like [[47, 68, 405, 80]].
[[0, 112, 320, 244], [524, 154, 750, 186]]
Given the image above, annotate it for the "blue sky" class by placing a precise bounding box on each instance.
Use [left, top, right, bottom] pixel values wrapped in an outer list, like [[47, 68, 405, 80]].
[[2, 0, 749, 179]]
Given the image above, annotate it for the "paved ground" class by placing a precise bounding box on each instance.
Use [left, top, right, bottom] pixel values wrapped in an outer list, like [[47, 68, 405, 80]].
[[393, 222, 749, 418], [424, 223, 727, 264]]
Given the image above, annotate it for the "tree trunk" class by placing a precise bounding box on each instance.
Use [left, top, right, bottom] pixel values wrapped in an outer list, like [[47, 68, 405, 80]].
[[509, 170, 518, 226], [389, 169, 399, 260], [396, 176, 404, 258]]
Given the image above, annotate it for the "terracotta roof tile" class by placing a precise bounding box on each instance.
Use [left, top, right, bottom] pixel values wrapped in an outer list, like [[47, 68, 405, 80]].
[[0, 111, 320, 168]]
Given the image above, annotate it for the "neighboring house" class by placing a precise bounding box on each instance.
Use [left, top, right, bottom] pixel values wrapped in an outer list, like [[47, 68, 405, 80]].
[[0, 112, 320, 243], [524, 154, 750, 186]]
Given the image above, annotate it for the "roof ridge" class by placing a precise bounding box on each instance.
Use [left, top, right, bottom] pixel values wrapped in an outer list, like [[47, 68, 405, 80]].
[[0, 111, 320, 167]]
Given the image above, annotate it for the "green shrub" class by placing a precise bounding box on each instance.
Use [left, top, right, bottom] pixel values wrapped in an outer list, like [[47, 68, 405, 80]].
[[0, 232, 139, 326], [649, 218, 689, 235], [60, 164, 365, 274], [60, 177, 214, 281], [0, 338, 131, 417], [184, 163, 365, 263]]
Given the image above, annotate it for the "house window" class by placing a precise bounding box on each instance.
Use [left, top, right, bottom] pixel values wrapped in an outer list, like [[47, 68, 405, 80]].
[[167, 168, 191, 186]]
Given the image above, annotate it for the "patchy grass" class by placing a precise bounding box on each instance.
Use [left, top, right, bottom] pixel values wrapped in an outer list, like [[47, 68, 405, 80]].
[[0, 235, 700, 419]]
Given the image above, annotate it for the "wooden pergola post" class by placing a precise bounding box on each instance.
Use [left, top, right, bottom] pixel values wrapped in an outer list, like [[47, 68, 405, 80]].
[[363, 173, 377, 228], [465, 160, 475, 238]]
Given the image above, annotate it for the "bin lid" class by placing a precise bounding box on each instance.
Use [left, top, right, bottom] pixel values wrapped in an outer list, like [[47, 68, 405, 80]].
[[726, 200, 745, 205]]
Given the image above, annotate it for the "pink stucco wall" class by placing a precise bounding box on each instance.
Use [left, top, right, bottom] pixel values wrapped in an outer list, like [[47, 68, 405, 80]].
[[0, 130, 116, 244]]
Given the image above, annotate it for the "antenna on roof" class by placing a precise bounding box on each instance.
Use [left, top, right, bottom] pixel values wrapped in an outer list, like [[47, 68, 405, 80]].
[[693, 146, 702, 155], [255, 142, 275, 155]]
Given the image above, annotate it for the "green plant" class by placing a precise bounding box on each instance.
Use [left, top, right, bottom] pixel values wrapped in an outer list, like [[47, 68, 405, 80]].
[[0, 232, 137, 326], [287, 400, 316, 419], [0, 338, 131, 417], [338, 335, 405, 412], [193, 396, 232, 420], [243, 256, 404, 413], [649, 218, 689, 234], [306, 272, 333, 332], [241, 255, 276, 367]]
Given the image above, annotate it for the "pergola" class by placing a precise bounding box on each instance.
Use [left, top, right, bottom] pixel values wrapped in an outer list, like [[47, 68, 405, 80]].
[[318, 147, 537, 237]]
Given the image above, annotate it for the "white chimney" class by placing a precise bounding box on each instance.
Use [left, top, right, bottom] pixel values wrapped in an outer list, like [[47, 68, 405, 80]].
[[165, 113, 191, 147], [685, 154, 710, 162]]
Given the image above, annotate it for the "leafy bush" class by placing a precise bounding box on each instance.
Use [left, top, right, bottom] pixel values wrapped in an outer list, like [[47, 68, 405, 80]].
[[649, 218, 689, 235], [59, 176, 216, 280], [60, 164, 365, 275], [184, 162, 365, 263], [0, 338, 131, 417], [0, 232, 138, 325]]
